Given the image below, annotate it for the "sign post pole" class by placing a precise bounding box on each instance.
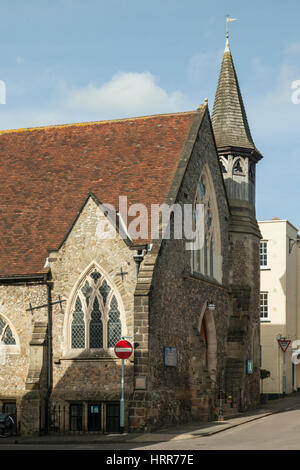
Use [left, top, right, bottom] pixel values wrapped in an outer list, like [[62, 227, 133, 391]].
[[114, 338, 133, 434], [120, 358, 125, 433], [277, 338, 291, 396], [283, 349, 286, 395]]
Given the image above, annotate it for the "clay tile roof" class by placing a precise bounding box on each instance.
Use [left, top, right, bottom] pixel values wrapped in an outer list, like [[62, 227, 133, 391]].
[[0, 111, 198, 277], [212, 47, 258, 152]]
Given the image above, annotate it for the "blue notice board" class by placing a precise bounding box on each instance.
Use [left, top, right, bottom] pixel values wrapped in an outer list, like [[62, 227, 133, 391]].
[[246, 360, 253, 375], [164, 347, 177, 367]]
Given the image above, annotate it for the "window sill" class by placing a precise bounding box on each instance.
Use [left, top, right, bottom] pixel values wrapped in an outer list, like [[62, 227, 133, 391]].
[[260, 267, 271, 271], [260, 319, 271, 323], [60, 349, 126, 362]]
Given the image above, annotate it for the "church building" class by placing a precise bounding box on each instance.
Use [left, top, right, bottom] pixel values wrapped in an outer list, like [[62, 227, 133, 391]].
[[0, 34, 263, 435]]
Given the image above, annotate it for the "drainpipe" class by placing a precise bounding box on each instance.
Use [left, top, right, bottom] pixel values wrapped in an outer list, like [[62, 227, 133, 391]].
[[45, 281, 53, 432]]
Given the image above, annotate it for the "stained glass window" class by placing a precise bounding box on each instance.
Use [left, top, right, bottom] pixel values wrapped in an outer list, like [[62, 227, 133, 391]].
[[107, 296, 122, 347]]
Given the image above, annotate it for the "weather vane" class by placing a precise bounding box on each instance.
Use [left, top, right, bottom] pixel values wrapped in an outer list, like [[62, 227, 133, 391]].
[[226, 14, 238, 39]]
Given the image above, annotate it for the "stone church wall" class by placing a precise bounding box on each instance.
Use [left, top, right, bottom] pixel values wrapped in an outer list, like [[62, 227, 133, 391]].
[[0, 282, 48, 434], [47, 196, 137, 429], [128, 112, 232, 431]]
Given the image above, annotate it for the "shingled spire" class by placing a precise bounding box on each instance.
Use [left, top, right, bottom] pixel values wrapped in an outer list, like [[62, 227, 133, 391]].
[[212, 38, 262, 160], [211, 31, 263, 210]]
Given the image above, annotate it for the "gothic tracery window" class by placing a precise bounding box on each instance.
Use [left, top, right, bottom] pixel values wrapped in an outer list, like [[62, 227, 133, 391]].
[[70, 268, 123, 350]]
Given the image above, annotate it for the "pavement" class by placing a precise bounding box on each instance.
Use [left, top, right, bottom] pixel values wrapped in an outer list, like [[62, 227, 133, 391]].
[[1, 394, 300, 446]]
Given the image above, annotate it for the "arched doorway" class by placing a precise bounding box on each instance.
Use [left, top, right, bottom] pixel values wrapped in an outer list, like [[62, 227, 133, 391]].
[[198, 302, 217, 382]]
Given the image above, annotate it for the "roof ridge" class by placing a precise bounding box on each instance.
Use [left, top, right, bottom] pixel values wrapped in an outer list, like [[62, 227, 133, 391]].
[[0, 109, 197, 136]]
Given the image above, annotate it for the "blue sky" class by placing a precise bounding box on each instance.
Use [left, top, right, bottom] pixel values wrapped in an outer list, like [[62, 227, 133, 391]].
[[1, 0, 300, 228]]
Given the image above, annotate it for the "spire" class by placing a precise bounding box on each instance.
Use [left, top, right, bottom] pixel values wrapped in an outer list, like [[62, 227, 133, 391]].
[[212, 25, 261, 158]]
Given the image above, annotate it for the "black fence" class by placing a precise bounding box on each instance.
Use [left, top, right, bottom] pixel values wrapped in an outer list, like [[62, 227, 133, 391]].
[[46, 402, 120, 435]]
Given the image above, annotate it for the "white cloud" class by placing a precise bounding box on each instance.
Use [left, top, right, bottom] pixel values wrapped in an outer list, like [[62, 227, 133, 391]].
[[283, 42, 300, 55], [187, 50, 222, 86], [0, 71, 192, 130], [246, 51, 300, 139], [62, 71, 189, 116]]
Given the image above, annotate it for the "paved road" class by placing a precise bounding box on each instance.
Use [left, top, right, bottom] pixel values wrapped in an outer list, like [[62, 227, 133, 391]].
[[2, 406, 300, 450]]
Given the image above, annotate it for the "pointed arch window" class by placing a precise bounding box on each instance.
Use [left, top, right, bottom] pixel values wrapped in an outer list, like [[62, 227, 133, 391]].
[[70, 268, 123, 350], [233, 158, 244, 175], [192, 166, 222, 282], [0, 316, 16, 345]]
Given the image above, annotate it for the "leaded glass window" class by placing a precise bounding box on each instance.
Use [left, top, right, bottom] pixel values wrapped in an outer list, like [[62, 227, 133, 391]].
[[0, 316, 16, 346], [107, 296, 122, 347], [89, 297, 103, 348], [70, 267, 124, 350], [71, 297, 85, 348]]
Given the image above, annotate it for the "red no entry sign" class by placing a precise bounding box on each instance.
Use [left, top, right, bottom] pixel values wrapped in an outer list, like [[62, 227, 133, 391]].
[[114, 339, 133, 359]]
